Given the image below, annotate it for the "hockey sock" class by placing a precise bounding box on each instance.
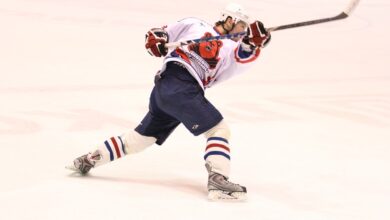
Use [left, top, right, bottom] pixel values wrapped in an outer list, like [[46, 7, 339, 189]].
[[204, 137, 231, 177], [103, 136, 127, 162], [91, 131, 156, 167], [91, 136, 127, 167]]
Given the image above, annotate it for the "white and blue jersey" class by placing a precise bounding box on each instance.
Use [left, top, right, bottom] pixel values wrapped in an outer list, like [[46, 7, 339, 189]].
[[161, 17, 261, 90]]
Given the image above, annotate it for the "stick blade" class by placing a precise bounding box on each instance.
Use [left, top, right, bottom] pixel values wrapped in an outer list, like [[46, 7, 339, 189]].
[[343, 0, 361, 15]]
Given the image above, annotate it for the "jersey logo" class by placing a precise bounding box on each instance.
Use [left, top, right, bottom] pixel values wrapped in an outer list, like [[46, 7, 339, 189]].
[[188, 32, 223, 69]]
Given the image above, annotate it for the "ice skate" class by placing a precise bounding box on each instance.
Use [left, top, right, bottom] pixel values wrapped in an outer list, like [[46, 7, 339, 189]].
[[66, 151, 101, 175], [205, 163, 247, 201]]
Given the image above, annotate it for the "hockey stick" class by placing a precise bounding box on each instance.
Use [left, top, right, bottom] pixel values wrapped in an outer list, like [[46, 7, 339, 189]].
[[165, 0, 360, 48]]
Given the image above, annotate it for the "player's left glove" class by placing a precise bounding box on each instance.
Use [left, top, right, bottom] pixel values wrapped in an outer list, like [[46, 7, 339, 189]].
[[145, 28, 169, 57], [242, 20, 271, 49]]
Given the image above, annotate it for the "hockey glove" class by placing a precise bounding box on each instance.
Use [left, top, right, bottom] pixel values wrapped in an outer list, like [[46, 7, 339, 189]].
[[242, 21, 271, 49], [145, 28, 169, 57]]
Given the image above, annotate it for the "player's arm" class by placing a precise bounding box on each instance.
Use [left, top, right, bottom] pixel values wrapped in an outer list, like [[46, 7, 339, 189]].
[[212, 20, 271, 86], [145, 18, 195, 57]]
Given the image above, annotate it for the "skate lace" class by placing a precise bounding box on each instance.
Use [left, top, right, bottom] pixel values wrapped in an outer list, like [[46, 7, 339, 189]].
[[210, 173, 241, 188], [222, 176, 241, 188]]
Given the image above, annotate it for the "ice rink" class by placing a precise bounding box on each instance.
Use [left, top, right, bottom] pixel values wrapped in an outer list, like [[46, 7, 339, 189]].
[[0, 0, 389, 219]]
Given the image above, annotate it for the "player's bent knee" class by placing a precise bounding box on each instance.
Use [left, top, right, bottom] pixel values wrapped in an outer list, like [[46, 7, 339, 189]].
[[122, 130, 156, 154], [203, 120, 231, 140]]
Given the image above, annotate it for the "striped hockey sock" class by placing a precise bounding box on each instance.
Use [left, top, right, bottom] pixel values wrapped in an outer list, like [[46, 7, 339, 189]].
[[104, 136, 126, 161], [92, 136, 127, 167], [204, 137, 231, 177]]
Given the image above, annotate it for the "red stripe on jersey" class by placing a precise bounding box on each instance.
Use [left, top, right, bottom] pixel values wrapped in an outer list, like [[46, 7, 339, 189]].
[[206, 143, 230, 152], [110, 137, 122, 158]]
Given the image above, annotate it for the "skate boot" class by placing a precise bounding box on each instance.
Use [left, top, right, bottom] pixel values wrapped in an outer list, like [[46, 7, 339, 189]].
[[205, 163, 247, 201], [66, 150, 101, 175]]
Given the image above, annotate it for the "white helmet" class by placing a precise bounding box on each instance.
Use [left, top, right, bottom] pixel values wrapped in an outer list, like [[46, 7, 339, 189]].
[[220, 3, 250, 26]]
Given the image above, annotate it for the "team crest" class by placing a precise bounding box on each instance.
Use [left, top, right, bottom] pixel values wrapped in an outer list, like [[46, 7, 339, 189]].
[[188, 32, 223, 69]]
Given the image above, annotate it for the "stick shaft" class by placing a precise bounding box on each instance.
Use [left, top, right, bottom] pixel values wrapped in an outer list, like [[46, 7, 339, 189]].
[[267, 12, 348, 32], [165, 32, 247, 48], [268, 0, 360, 32]]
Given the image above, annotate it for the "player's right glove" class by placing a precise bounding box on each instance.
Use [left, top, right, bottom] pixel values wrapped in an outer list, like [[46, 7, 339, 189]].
[[242, 20, 271, 50], [145, 28, 169, 57]]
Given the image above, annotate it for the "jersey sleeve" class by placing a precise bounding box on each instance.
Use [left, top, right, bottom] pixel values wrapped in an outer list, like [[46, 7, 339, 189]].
[[229, 41, 262, 74], [233, 42, 261, 64], [163, 18, 197, 43]]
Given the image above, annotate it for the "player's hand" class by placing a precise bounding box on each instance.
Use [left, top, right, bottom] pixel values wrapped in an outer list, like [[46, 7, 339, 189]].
[[243, 21, 271, 49], [145, 28, 169, 57]]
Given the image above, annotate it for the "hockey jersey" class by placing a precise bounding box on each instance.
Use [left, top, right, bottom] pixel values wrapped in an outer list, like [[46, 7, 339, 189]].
[[161, 17, 261, 90]]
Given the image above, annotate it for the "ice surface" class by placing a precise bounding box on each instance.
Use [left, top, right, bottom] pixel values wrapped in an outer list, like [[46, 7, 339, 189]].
[[0, 0, 389, 219]]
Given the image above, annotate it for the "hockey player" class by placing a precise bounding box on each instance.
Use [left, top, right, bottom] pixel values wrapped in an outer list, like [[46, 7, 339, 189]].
[[68, 3, 271, 201]]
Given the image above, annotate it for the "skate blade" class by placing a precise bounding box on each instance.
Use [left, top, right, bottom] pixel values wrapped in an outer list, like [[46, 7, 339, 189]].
[[65, 165, 88, 176], [208, 190, 247, 201], [65, 164, 78, 172]]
